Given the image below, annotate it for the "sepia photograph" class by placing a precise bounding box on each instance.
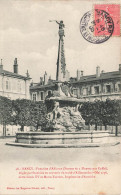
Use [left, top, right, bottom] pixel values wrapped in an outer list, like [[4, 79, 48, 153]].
[[0, 0, 121, 194]]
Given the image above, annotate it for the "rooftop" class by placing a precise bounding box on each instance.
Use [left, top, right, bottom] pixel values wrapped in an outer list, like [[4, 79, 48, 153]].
[[30, 83, 55, 90], [30, 69, 121, 90], [71, 71, 121, 84], [0, 69, 31, 80], [0, 58, 31, 80]]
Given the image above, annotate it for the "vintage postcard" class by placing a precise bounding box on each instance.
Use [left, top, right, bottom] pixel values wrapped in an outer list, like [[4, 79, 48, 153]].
[[0, 0, 121, 194]]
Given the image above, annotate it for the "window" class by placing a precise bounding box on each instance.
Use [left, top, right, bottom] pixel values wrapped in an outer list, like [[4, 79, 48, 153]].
[[89, 86, 92, 95], [82, 88, 87, 96], [118, 84, 121, 92], [86, 88, 88, 95], [40, 92, 44, 100], [80, 88, 82, 95], [6, 80, 9, 90], [48, 90, 52, 96], [32, 93, 37, 101], [73, 89, 78, 96], [5, 80, 11, 91], [106, 85, 111, 93], [94, 86, 99, 94]]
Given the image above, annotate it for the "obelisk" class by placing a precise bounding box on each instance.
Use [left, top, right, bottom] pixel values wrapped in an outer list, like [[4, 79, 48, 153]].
[[50, 20, 66, 81], [56, 20, 66, 81]]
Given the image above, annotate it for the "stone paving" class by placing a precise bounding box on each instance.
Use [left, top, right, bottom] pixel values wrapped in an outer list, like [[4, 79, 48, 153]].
[[0, 136, 121, 195], [0, 136, 121, 165]]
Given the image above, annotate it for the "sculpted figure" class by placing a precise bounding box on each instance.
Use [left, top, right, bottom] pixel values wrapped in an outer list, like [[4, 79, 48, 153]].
[[56, 20, 65, 29]]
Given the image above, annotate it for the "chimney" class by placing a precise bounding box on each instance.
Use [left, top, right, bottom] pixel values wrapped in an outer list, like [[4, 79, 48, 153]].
[[49, 75, 51, 80], [13, 58, 18, 74], [67, 70, 70, 81], [96, 66, 100, 77], [44, 71, 48, 85], [0, 59, 3, 72], [26, 70, 30, 78], [81, 71, 83, 76], [31, 81, 33, 86], [119, 64, 121, 73], [77, 70, 81, 81], [101, 70, 105, 74]]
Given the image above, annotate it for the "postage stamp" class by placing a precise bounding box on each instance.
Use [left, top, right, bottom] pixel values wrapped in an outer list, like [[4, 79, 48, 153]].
[[94, 4, 120, 36], [80, 9, 114, 44], [80, 4, 120, 44], [93, 9, 114, 37]]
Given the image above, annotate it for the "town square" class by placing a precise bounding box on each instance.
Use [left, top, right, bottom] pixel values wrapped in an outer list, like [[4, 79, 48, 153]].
[[0, 0, 121, 195]]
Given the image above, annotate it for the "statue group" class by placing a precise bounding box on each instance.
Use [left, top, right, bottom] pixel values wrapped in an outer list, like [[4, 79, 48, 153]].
[[48, 101, 85, 132]]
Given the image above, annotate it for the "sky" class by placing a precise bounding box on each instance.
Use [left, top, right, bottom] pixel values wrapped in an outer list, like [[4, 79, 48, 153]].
[[0, 0, 120, 82]]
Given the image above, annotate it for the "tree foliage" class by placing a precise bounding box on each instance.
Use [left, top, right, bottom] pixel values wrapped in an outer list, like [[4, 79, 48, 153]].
[[29, 101, 47, 130], [12, 99, 48, 131], [0, 96, 12, 125], [12, 99, 32, 131], [0, 96, 13, 136], [0, 95, 121, 136], [0, 96, 48, 134], [79, 100, 103, 129], [79, 99, 121, 135]]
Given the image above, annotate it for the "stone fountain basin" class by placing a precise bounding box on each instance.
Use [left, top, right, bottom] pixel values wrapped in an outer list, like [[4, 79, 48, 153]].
[[13, 131, 109, 144], [6, 131, 120, 148]]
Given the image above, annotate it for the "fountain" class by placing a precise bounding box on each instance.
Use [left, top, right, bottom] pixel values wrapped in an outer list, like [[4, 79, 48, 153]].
[[6, 20, 119, 148], [6, 95, 115, 148]]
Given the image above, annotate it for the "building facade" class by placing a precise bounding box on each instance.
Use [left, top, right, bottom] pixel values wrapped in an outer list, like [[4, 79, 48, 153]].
[[30, 65, 121, 102], [0, 58, 31, 100], [0, 58, 31, 136], [70, 65, 121, 101]]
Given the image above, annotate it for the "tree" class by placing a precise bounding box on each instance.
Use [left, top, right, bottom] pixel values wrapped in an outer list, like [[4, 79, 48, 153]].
[[12, 99, 32, 131], [79, 101, 93, 127], [29, 101, 48, 130], [12, 99, 48, 131], [90, 100, 103, 130], [105, 99, 121, 136], [79, 99, 121, 135], [0, 96, 12, 136], [79, 100, 103, 130]]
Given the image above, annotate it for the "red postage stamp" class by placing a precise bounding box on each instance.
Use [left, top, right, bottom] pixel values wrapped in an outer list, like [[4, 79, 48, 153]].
[[94, 4, 120, 36]]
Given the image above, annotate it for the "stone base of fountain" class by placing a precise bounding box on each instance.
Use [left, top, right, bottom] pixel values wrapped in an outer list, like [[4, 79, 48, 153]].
[[6, 131, 120, 148]]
